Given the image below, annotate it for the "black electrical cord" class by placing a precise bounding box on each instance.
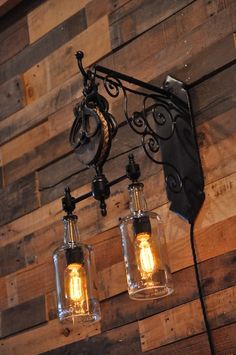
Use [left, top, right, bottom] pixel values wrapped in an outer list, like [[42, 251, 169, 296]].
[[190, 222, 216, 355]]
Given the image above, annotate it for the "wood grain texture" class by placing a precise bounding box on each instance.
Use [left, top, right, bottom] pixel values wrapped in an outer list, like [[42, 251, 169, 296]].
[[0, 74, 82, 145], [3, 129, 72, 185], [44, 321, 141, 355], [109, 0, 194, 49], [139, 300, 205, 351], [0, 17, 29, 65], [0, 75, 25, 121], [139, 285, 236, 352], [85, 0, 129, 26], [23, 15, 111, 104], [0, 238, 25, 277], [102, 0, 236, 83], [0, 296, 46, 338], [42, 322, 236, 355], [0, 8, 87, 86], [0, 173, 39, 227], [27, 0, 90, 43], [0, 318, 101, 355], [1, 121, 51, 166]]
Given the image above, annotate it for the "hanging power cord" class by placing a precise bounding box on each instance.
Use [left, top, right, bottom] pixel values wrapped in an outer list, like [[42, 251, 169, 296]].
[[190, 222, 216, 355]]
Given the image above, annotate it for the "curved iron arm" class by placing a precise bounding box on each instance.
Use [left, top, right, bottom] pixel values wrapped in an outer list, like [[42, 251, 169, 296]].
[[71, 50, 204, 223]]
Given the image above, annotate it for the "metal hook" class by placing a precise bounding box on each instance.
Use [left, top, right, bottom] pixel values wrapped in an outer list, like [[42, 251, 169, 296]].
[[75, 51, 89, 82]]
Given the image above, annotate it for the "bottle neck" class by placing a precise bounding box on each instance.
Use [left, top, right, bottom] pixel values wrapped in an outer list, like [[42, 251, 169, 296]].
[[128, 183, 147, 214], [63, 215, 80, 244]]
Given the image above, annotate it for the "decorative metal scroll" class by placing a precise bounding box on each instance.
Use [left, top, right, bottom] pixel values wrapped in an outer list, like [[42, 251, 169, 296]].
[[70, 51, 205, 223]]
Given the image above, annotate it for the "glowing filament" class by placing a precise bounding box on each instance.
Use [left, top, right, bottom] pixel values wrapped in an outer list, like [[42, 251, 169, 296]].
[[139, 239, 155, 273], [135, 233, 158, 277], [64, 263, 88, 314], [68, 265, 82, 301]]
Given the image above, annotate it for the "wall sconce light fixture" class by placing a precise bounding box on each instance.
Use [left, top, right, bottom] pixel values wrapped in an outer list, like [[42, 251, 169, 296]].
[[52, 49, 215, 353]]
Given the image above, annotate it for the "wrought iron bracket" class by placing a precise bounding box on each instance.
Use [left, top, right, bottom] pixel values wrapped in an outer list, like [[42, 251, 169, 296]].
[[67, 51, 205, 223]]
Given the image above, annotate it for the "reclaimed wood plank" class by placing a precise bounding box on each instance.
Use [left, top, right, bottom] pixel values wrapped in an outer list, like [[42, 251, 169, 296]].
[[0, 318, 101, 355], [0, 8, 87, 86], [0, 238, 25, 277], [0, 17, 29, 65], [0, 277, 7, 310], [85, 0, 130, 26], [0, 173, 40, 227], [0, 100, 76, 167], [44, 286, 236, 355], [5, 273, 18, 308], [42, 321, 211, 355], [1, 121, 50, 166], [0, 75, 25, 121], [102, 0, 236, 82], [0, 296, 46, 338], [26, 0, 235, 105], [44, 321, 141, 355], [3, 129, 72, 186], [23, 15, 111, 104], [109, 0, 194, 50], [0, 74, 82, 145], [139, 285, 236, 352], [33, 322, 236, 355], [0, 0, 203, 85], [173, 32, 236, 86], [139, 300, 204, 351], [27, 0, 90, 44], [213, 322, 236, 354]]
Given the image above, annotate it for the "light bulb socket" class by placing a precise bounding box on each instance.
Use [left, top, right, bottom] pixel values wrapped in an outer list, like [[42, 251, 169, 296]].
[[65, 246, 85, 266], [133, 215, 151, 235], [126, 154, 141, 182], [63, 214, 78, 221], [128, 182, 144, 190]]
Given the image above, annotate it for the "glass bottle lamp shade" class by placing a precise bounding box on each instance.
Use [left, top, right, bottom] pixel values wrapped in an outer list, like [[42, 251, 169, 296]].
[[53, 214, 101, 322], [119, 183, 174, 300]]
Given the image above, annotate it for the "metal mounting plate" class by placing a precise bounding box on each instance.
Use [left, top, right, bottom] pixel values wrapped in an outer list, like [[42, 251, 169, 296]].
[[160, 75, 205, 223]]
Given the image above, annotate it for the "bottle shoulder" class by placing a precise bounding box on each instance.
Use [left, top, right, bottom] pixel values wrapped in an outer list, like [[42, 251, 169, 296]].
[[119, 210, 161, 225], [53, 242, 92, 259]]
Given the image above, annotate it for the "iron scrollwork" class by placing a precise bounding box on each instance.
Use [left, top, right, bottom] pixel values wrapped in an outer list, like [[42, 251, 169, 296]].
[[70, 51, 205, 222]]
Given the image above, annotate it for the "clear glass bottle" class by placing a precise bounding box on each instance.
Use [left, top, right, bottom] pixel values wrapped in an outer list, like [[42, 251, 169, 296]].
[[53, 214, 101, 322], [119, 183, 174, 300]]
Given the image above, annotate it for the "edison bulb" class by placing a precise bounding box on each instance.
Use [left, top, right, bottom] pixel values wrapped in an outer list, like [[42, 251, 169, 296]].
[[135, 232, 159, 279], [64, 263, 89, 314]]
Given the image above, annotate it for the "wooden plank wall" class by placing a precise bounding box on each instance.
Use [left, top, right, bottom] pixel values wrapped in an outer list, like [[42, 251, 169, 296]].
[[0, 0, 236, 354]]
